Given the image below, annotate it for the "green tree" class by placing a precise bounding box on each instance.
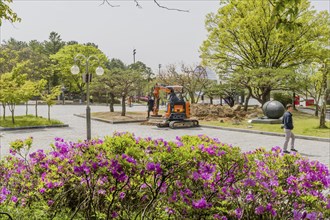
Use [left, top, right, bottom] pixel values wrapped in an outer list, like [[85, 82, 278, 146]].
[[91, 69, 117, 112], [0, 38, 27, 75], [50, 44, 108, 102], [43, 32, 66, 87], [128, 61, 154, 97], [113, 69, 144, 116], [0, 0, 21, 25], [32, 79, 48, 117], [200, 0, 330, 105], [20, 80, 36, 115], [0, 72, 30, 124], [44, 32, 65, 55], [41, 86, 62, 120]]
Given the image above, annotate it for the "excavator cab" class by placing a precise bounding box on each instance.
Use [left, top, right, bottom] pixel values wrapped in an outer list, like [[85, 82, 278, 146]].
[[151, 84, 199, 129]]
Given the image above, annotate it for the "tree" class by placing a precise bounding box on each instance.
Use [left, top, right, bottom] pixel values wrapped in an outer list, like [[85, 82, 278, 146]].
[[20, 80, 36, 116], [158, 64, 209, 103], [0, 73, 8, 119], [44, 32, 65, 55], [0, 0, 21, 25], [296, 64, 325, 116], [112, 69, 144, 116], [0, 72, 30, 124], [0, 38, 28, 75], [308, 58, 330, 128], [200, 0, 330, 105], [50, 44, 108, 102], [41, 86, 62, 120], [128, 61, 154, 97], [32, 79, 48, 117]]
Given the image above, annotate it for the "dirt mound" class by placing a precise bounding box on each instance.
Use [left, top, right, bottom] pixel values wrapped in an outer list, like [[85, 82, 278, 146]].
[[190, 104, 263, 122]]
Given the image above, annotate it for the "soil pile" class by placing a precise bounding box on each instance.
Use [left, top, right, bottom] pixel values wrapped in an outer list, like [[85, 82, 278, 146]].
[[190, 104, 263, 122]]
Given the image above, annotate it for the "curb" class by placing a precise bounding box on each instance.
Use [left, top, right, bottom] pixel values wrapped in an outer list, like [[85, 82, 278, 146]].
[[0, 124, 69, 131], [201, 125, 330, 143], [74, 114, 147, 124]]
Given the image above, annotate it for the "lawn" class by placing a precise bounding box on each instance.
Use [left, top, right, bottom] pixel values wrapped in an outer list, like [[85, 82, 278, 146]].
[[0, 115, 63, 128], [200, 111, 330, 138]]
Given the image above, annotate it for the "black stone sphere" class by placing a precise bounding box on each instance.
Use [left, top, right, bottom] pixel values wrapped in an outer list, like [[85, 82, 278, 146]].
[[262, 100, 285, 119]]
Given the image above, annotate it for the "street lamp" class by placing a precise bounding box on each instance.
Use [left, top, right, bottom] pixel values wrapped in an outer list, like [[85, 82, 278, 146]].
[[61, 85, 66, 105], [71, 54, 104, 140]]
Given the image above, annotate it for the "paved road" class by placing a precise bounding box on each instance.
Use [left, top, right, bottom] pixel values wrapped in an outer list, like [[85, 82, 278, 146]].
[[0, 104, 329, 167]]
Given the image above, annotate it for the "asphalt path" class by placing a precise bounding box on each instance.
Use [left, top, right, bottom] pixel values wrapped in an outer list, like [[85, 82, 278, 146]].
[[0, 104, 329, 167]]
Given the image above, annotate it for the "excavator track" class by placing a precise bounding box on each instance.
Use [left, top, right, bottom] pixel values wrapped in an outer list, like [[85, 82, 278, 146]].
[[168, 120, 199, 129]]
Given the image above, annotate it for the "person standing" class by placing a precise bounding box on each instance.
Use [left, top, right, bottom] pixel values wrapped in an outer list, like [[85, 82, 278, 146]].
[[147, 96, 154, 118], [282, 104, 298, 153]]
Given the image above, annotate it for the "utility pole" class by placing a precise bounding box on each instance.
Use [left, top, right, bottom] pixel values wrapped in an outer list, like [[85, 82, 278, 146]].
[[133, 49, 136, 63]]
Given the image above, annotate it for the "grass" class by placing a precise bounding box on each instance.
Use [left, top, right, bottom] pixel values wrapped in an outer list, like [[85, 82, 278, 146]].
[[0, 115, 63, 128], [200, 111, 330, 138]]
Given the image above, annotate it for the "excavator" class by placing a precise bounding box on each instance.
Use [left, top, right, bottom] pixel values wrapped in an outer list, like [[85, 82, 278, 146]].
[[150, 83, 199, 129]]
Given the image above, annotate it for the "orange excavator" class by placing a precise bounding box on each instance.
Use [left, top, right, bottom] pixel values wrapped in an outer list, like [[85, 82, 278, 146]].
[[151, 83, 199, 129]]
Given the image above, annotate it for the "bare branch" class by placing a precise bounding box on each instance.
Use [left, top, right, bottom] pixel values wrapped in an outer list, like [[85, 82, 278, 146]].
[[134, 0, 143, 9], [153, 0, 189, 12], [100, 0, 188, 12], [100, 0, 120, 7]]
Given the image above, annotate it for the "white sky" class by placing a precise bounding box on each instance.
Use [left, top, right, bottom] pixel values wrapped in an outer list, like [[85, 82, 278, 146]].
[[1, 0, 329, 73]]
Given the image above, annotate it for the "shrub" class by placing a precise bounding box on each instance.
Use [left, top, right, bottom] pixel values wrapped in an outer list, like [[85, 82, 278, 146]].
[[0, 133, 329, 219], [272, 92, 292, 107]]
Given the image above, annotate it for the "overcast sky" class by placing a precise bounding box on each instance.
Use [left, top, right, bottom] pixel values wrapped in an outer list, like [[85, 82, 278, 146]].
[[1, 0, 329, 73]]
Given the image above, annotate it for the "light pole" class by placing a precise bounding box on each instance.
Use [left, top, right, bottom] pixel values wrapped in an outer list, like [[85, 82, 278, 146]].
[[71, 54, 104, 140], [61, 85, 66, 105]]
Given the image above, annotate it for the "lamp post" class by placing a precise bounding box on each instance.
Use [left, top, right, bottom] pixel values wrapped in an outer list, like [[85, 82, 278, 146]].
[[61, 85, 66, 105], [71, 54, 104, 140]]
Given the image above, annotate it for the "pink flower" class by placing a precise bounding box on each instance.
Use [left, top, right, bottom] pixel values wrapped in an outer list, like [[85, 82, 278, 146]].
[[11, 196, 18, 203], [192, 197, 209, 209]]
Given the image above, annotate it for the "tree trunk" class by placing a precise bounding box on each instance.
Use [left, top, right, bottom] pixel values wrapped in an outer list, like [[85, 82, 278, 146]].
[[26, 102, 28, 115], [189, 92, 195, 104], [8, 103, 15, 124], [121, 95, 126, 116], [109, 93, 115, 112], [314, 104, 319, 117], [210, 97, 213, 104], [244, 92, 251, 111], [2, 103, 6, 120], [261, 89, 271, 106], [319, 75, 329, 128], [319, 102, 327, 128], [35, 99, 38, 117], [11, 109, 15, 124], [240, 92, 245, 105], [48, 105, 51, 121], [292, 92, 297, 110]]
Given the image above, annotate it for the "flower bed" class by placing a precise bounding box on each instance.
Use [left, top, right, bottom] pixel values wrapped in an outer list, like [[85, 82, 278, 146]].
[[0, 133, 329, 219]]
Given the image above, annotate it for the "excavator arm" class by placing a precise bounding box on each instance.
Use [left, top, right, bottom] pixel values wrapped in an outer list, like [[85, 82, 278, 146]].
[[152, 84, 171, 116]]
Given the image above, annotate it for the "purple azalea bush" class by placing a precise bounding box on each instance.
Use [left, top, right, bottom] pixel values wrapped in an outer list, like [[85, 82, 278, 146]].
[[0, 132, 329, 219]]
